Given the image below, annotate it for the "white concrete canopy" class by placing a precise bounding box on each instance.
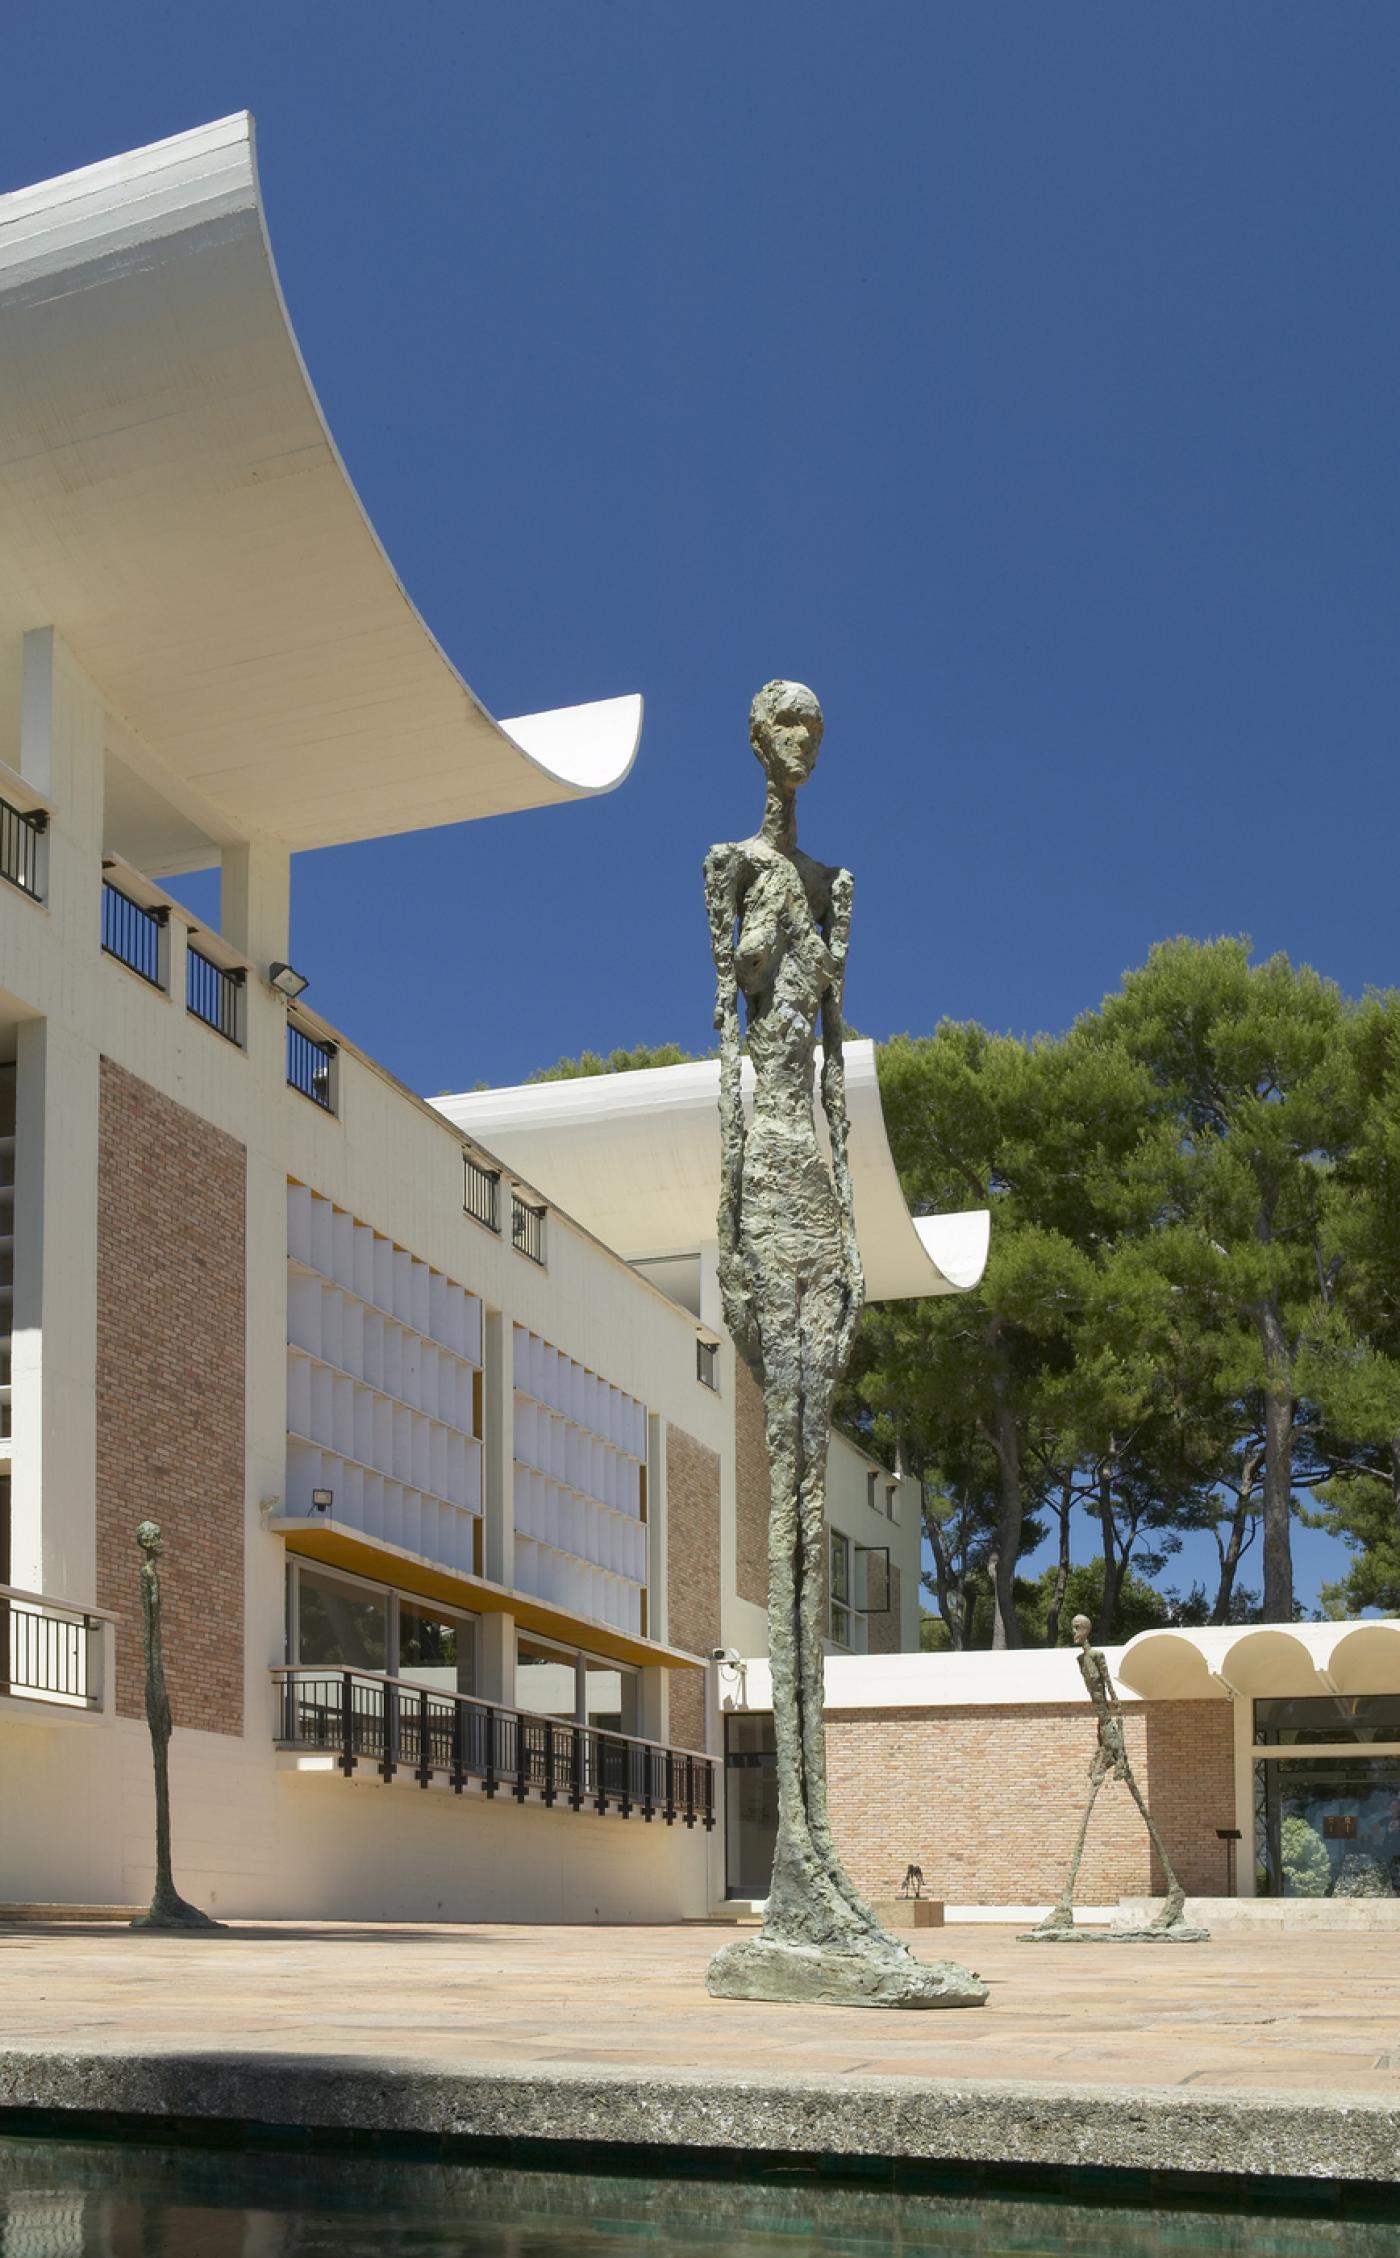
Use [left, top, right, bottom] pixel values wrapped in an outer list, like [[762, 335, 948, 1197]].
[[0, 115, 641, 872], [435, 1042, 990, 1305], [1117, 1619, 1400, 1702]]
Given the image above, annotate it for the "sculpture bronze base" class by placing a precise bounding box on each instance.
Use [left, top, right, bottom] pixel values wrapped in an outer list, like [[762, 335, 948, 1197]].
[[1018, 1923, 1211, 1944], [706, 1935, 987, 2008], [131, 1895, 223, 1932]]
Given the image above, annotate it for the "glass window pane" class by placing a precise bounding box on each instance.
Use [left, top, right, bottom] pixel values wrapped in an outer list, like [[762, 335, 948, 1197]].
[[1255, 1754, 1400, 1896], [725, 1712, 777, 1899], [585, 1660, 636, 1736], [1254, 1695, 1400, 1746], [516, 1637, 578, 1719], [400, 1603, 475, 1697], [297, 1569, 386, 1671]]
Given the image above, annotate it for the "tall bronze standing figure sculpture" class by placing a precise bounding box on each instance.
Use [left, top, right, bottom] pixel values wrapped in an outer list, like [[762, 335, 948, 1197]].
[[131, 1522, 221, 1931], [1023, 1615, 1208, 1942], [703, 683, 985, 2008]]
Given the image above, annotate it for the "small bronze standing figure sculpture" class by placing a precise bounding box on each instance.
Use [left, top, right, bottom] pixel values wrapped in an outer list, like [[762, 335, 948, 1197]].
[[703, 682, 984, 2008], [1024, 1615, 1208, 1943], [130, 1522, 221, 1932]]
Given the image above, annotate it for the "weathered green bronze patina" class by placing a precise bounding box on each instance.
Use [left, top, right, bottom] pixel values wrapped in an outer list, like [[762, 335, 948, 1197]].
[[703, 683, 985, 2009], [130, 1521, 222, 1932], [1021, 1614, 1210, 1943]]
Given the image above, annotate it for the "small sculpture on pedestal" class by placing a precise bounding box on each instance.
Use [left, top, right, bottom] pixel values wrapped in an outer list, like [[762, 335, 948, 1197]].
[[702, 682, 984, 2010], [130, 1522, 222, 1932], [1022, 1615, 1209, 1944]]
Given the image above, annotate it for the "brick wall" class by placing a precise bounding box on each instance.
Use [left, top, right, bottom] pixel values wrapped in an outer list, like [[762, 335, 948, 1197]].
[[665, 1422, 721, 1752], [733, 1359, 769, 1609], [824, 1699, 1235, 1904], [95, 1059, 247, 1734]]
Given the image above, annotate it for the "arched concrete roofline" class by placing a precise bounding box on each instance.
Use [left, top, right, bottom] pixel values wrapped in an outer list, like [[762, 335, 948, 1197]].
[[1323, 1620, 1400, 1696], [435, 1039, 991, 1304], [0, 114, 640, 862], [1116, 1630, 1221, 1701], [1219, 1626, 1327, 1698]]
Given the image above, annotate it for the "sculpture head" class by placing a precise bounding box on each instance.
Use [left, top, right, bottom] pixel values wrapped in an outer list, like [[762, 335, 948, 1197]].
[[136, 1519, 163, 1558], [1071, 1613, 1092, 1650], [750, 680, 823, 792]]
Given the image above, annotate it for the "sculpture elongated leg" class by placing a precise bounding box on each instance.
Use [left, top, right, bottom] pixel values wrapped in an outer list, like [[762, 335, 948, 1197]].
[[707, 1279, 986, 2008], [1122, 1768, 1186, 1929], [1030, 1763, 1106, 1935], [130, 1521, 222, 1933]]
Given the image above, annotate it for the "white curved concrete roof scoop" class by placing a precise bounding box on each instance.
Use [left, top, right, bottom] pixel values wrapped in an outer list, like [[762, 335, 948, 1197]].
[[436, 1041, 990, 1305], [0, 114, 641, 864]]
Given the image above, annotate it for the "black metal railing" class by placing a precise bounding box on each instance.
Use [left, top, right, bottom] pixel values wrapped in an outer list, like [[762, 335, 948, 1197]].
[[287, 1022, 337, 1111], [1, 1586, 104, 1707], [511, 1194, 546, 1265], [0, 796, 45, 901], [464, 1154, 501, 1232], [187, 946, 245, 1044], [273, 1666, 715, 1829], [101, 879, 166, 986]]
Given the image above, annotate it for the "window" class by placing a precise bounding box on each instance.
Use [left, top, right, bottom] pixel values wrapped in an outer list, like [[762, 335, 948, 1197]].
[[1254, 1696, 1400, 1747], [585, 1659, 636, 1737], [516, 1634, 638, 1729], [829, 1530, 852, 1648], [288, 1563, 477, 1690], [516, 1637, 579, 1720], [696, 1337, 719, 1391], [866, 1470, 878, 1513], [886, 1483, 898, 1522], [399, 1601, 475, 1697], [296, 1567, 387, 1672]]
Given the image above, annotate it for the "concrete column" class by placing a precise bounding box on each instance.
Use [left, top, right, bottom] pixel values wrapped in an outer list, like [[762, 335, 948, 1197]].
[[1231, 1689, 1256, 1896], [637, 1666, 667, 1746], [645, 1410, 666, 1645], [479, 1608, 515, 1709], [10, 1020, 98, 1600], [221, 837, 291, 973], [9, 633, 104, 1605], [482, 1308, 514, 1589], [697, 1238, 721, 1332]]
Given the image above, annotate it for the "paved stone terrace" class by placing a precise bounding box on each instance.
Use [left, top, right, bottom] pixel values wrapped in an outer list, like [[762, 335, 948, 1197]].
[[1, 1921, 1398, 2182]]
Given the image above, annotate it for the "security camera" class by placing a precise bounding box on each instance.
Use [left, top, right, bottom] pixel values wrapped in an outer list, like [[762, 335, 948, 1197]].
[[710, 1647, 741, 1668]]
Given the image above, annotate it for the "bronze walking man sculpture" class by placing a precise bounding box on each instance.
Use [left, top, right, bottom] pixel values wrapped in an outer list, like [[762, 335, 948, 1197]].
[[131, 1521, 221, 1931], [1024, 1615, 1208, 1942], [703, 682, 984, 2008]]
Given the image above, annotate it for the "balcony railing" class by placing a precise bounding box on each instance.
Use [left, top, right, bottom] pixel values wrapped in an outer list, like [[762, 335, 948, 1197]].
[[511, 1194, 547, 1265], [273, 1666, 716, 1829], [0, 796, 45, 901], [287, 1022, 337, 1111], [101, 879, 166, 986], [464, 1153, 501, 1233], [1, 1586, 105, 1709], [187, 946, 245, 1044]]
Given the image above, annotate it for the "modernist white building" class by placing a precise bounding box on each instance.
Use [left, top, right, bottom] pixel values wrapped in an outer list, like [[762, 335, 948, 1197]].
[[0, 118, 972, 1924]]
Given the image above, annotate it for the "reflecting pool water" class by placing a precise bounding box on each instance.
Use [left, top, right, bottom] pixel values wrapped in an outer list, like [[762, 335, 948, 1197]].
[[0, 2136, 1397, 2257]]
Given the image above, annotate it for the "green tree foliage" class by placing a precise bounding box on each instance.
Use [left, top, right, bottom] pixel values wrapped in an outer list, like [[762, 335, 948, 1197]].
[[525, 937, 1400, 1639], [847, 940, 1400, 1641], [527, 1041, 702, 1082]]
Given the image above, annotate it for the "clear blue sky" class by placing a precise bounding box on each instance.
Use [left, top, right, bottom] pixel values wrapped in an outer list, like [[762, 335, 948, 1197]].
[[8, 5, 1398, 1608]]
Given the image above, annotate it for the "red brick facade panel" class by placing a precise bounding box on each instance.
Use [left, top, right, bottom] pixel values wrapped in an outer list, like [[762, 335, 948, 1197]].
[[733, 1360, 769, 1609], [825, 1699, 1235, 1905], [95, 1059, 247, 1734], [665, 1422, 721, 1753]]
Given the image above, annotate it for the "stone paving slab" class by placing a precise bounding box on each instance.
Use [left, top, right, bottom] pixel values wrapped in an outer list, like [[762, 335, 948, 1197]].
[[0, 1920, 1397, 2182]]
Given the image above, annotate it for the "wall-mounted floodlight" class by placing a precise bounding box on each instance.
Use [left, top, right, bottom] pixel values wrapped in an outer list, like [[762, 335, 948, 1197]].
[[269, 961, 310, 1001], [311, 1487, 334, 1514]]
